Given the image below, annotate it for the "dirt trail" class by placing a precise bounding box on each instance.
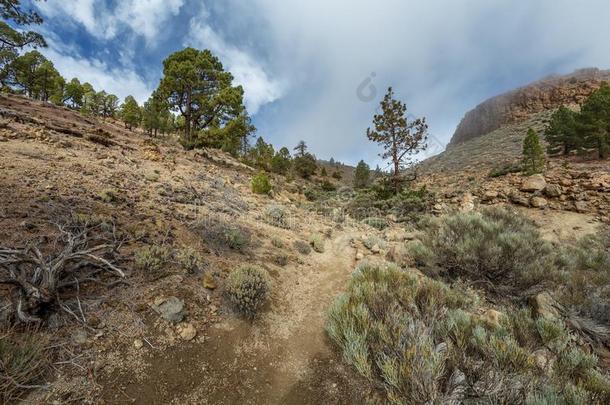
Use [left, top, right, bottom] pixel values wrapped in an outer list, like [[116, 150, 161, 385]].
[[104, 232, 360, 404]]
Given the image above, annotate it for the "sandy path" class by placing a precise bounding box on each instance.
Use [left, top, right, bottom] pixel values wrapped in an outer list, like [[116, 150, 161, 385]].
[[106, 232, 358, 404]]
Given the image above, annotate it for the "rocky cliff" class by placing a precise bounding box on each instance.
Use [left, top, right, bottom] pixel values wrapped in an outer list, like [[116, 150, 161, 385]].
[[448, 68, 610, 148]]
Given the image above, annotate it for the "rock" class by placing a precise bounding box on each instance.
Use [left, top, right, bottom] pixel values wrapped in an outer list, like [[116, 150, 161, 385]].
[[134, 339, 144, 349], [203, 273, 217, 290], [72, 329, 88, 345], [178, 323, 197, 341], [544, 184, 563, 198], [574, 201, 588, 213], [459, 193, 475, 212], [559, 178, 572, 187], [482, 190, 499, 202], [520, 174, 546, 192], [530, 196, 548, 208], [152, 296, 185, 323], [530, 292, 562, 321], [385, 244, 410, 267], [355, 251, 364, 261], [371, 244, 381, 254], [510, 192, 530, 207], [480, 309, 504, 328]]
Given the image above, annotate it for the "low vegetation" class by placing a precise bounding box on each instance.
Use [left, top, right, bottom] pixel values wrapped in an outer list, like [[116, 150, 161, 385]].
[[251, 172, 272, 195], [309, 234, 325, 253], [0, 328, 49, 403], [327, 264, 610, 404], [264, 205, 290, 229], [409, 207, 556, 296], [225, 266, 270, 319], [135, 244, 172, 280]]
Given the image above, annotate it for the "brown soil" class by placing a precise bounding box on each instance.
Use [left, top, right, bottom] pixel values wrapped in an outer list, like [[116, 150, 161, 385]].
[[99, 233, 371, 405]]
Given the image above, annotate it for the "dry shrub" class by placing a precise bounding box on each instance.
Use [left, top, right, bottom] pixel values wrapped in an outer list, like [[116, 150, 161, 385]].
[[225, 266, 270, 319], [327, 264, 610, 404], [0, 328, 49, 403], [134, 245, 172, 280], [409, 207, 557, 296]]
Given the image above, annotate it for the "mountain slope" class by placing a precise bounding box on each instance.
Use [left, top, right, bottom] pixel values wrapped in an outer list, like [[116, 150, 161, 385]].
[[449, 68, 610, 148]]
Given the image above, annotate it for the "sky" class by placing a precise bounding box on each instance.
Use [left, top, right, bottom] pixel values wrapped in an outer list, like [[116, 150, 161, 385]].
[[24, 0, 610, 166]]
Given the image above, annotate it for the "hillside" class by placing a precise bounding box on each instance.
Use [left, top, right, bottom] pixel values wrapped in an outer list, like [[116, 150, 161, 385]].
[[0, 92, 609, 404], [449, 68, 610, 147]]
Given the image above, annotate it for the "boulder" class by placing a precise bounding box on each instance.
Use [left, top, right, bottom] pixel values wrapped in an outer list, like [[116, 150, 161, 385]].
[[530, 196, 548, 208], [520, 174, 546, 192], [482, 190, 499, 202], [510, 192, 530, 207], [178, 323, 197, 341], [574, 201, 588, 213], [459, 193, 475, 212], [355, 251, 364, 261], [530, 292, 562, 321], [152, 296, 186, 323], [544, 184, 563, 198]]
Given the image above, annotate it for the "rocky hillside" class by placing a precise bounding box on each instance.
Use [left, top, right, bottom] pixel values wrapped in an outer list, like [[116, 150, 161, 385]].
[[449, 68, 610, 147]]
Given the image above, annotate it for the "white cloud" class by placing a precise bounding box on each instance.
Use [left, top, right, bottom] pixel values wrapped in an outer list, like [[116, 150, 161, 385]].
[[42, 45, 153, 104], [37, 0, 184, 42], [187, 20, 284, 114]]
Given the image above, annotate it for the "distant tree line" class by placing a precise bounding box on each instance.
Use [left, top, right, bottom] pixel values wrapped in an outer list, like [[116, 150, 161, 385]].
[[545, 82, 610, 159]]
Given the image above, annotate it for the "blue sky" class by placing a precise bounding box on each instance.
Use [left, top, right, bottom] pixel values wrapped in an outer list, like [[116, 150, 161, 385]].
[[26, 0, 610, 166]]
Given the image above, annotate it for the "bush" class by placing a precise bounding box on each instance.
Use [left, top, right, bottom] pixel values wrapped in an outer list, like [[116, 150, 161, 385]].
[[309, 234, 325, 253], [194, 217, 251, 252], [251, 172, 272, 195], [489, 162, 522, 178], [320, 179, 336, 192], [293, 240, 311, 255], [264, 205, 290, 229], [224, 228, 248, 250], [225, 266, 270, 319], [135, 245, 172, 280], [270, 236, 284, 248], [362, 217, 388, 230], [175, 246, 203, 273], [409, 207, 557, 295], [0, 329, 48, 403], [327, 264, 610, 404]]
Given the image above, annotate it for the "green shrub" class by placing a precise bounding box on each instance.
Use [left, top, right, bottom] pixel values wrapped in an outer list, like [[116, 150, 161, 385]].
[[251, 172, 272, 195], [195, 218, 251, 252], [224, 227, 248, 250], [320, 180, 336, 191], [270, 236, 284, 248], [273, 253, 289, 266], [293, 240, 311, 255], [176, 246, 203, 273], [264, 205, 290, 229], [309, 234, 325, 253], [409, 207, 557, 295], [327, 263, 610, 404], [135, 245, 172, 280], [99, 188, 119, 203], [0, 329, 48, 403], [225, 266, 270, 319], [361, 217, 388, 230], [363, 235, 386, 251]]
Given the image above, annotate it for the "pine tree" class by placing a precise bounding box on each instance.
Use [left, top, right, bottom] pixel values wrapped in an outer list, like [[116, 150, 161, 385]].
[[294, 140, 307, 157], [354, 160, 370, 189], [578, 82, 610, 159], [522, 128, 545, 175], [545, 106, 579, 155], [367, 87, 428, 194], [158, 47, 252, 148], [320, 166, 328, 177], [271, 147, 292, 175], [120, 95, 141, 130]]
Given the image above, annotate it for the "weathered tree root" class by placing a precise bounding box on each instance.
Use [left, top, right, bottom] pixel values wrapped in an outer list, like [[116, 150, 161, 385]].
[[0, 221, 125, 323]]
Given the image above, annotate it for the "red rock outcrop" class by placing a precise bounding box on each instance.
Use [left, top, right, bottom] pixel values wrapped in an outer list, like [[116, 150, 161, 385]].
[[449, 68, 610, 148]]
